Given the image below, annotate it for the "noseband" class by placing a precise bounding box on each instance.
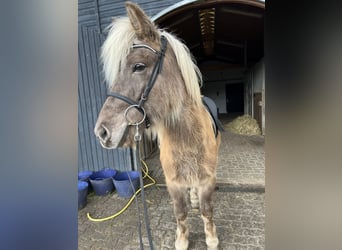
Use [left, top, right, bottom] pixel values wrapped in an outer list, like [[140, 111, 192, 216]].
[[106, 35, 168, 128]]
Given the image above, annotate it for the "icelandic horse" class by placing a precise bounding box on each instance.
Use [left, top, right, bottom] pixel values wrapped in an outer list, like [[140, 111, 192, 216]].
[[94, 2, 222, 249]]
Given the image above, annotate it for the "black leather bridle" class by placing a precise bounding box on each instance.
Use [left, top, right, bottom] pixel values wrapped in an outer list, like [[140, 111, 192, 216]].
[[103, 36, 168, 250], [106, 35, 168, 128]]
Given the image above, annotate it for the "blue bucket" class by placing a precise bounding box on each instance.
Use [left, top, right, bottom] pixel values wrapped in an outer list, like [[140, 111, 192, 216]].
[[113, 171, 140, 198], [78, 181, 88, 210], [78, 170, 93, 193], [78, 170, 93, 181], [89, 168, 117, 196]]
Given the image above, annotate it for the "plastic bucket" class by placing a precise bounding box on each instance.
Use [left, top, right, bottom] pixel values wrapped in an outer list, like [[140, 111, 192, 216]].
[[89, 168, 116, 196], [78, 170, 93, 181], [113, 171, 140, 198], [78, 181, 88, 210], [78, 170, 93, 193]]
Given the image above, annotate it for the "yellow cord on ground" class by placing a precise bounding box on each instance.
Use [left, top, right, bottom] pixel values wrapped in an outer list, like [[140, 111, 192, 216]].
[[87, 159, 156, 222]]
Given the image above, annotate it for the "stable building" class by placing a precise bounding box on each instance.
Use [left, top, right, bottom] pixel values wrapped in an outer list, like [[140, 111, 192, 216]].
[[78, 0, 264, 172]]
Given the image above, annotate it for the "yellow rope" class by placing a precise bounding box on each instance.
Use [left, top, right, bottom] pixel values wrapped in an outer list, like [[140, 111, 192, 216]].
[[87, 159, 156, 222]]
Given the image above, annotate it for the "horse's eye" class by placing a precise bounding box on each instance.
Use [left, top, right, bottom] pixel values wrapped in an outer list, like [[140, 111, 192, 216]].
[[133, 63, 146, 72]]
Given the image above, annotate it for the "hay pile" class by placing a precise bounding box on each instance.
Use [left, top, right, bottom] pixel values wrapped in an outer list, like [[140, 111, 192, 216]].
[[225, 115, 261, 135]]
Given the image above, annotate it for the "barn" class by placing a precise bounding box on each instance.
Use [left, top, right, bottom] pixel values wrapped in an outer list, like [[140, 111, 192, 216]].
[[78, 0, 265, 172]]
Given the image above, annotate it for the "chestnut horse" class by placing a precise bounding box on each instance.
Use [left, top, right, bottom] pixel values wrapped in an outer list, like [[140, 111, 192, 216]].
[[94, 2, 221, 249]]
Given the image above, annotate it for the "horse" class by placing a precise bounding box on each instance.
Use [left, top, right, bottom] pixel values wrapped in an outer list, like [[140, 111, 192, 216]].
[[94, 2, 221, 250]]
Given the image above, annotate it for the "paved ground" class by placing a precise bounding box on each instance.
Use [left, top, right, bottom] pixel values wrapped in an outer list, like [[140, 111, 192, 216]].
[[78, 128, 265, 249]]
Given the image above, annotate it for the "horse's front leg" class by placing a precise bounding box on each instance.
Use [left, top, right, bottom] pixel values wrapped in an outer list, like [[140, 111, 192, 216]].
[[198, 178, 219, 250], [167, 185, 189, 250]]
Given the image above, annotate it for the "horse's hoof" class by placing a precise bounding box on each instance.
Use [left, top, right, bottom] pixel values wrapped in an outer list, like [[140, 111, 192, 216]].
[[175, 238, 189, 250], [206, 237, 219, 250], [207, 246, 218, 250]]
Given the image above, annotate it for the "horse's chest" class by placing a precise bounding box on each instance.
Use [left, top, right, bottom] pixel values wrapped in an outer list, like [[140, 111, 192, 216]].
[[160, 145, 207, 184]]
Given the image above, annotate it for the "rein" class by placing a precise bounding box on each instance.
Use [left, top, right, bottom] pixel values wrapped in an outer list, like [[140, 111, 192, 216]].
[[131, 118, 153, 250], [106, 35, 168, 250]]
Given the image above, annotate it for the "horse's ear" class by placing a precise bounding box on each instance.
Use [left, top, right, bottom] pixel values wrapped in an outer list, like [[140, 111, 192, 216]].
[[126, 2, 158, 41]]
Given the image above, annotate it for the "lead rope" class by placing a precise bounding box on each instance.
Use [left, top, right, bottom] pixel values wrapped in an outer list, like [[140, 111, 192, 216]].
[[134, 124, 154, 250]]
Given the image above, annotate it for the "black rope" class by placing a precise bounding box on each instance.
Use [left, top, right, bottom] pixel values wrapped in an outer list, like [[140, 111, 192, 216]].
[[135, 139, 154, 250], [123, 150, 145, 250]]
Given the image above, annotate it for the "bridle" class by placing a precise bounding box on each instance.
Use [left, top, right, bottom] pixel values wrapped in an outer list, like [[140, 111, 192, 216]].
[[106, 35, 168, 128], [104, 35, 167, 250]]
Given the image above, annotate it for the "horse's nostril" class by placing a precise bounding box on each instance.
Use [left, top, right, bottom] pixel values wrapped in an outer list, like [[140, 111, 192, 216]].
[[100, 127, 107, 138], [97, 124, 110, 142]]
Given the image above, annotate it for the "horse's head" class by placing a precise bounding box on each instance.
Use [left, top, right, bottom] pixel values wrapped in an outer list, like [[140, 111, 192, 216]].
[[95, 2, 202, 149]]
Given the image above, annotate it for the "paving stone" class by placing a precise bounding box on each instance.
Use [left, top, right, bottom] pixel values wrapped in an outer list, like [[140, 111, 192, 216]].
[[79, 129, 265, 249], [79, 187, 264, 249]]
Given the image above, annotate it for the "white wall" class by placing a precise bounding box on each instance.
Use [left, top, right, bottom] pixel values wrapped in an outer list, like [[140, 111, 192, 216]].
[[245, 57, 265, 134], [252, 58, 264, 93], [201, 82, 227, 113]]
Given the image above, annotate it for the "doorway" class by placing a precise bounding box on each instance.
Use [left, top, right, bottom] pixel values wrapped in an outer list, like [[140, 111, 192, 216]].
[[226, 83, 244, 114]]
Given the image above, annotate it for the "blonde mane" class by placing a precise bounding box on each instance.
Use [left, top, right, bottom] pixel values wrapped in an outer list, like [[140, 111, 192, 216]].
[[161, 32, 203, 106], [101, 17, 203, 106], [101, 18, 135, 88]]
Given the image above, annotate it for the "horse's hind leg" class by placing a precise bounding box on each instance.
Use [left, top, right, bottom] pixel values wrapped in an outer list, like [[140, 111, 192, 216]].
[[198, 179, 219, 250], [190, 187, 199, 209], [168, 186, 189, 250]]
